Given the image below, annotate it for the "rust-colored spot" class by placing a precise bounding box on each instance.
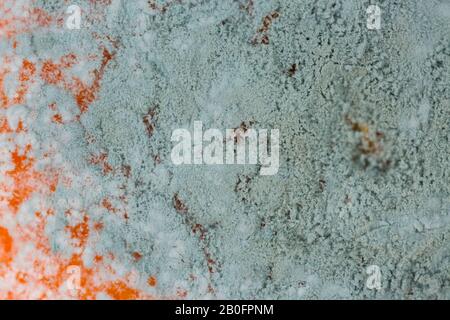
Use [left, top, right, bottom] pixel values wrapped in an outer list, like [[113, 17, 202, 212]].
[[176, 289, 188, 298], [345, 115, 386, 167], [132, 252, 142, 261], [19, 59, 36, 82], [72, 48, 114, 113], [40, 49, 114, 115], [93, 222, 104, 231], [0, 117, 13, 133], [30, 8, 52, 27], [52, 114, 63, 124], [147, 276, 157, 287], [102, 198, 118, 213], [60, 53, 78, 68], [41, 60, 64, 85], [0, 70, 9, 107], [89, 152, 113, 174]]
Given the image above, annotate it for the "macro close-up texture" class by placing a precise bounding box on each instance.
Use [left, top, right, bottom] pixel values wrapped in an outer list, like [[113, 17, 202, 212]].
[[0, 0, 450, 299]]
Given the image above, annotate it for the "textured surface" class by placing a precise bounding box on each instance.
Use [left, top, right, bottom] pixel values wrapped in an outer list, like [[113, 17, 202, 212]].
[[1, 0, 450, 299]]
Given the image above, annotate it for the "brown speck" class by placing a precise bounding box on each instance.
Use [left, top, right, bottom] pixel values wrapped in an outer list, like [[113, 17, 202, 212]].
[[351, 122, 369, 134], [239, 0, 254, 15], [192, 223, 207, 240], [176, 289, 188, 298], [287, 63, 297, 77], [143, 105, 158, 137], [147, 276, 157, 287], [173, 193, 188, 214], [148, 0, 181, 13], [189, 274, 197, 281], [94, 222, 104, 231], [252, 11, 280, 45], [121, 165, 131, 178], [345, 115, 383, 156], [132, 252, 142, 261], [319, 179, 326, 192], [89, 152, 113, 174], [230, 121, 254, 144], [344, 195, 351, 204], [261, 34, 270, 45], [204, 249, 216, 274], [260, 218, 266, 228]]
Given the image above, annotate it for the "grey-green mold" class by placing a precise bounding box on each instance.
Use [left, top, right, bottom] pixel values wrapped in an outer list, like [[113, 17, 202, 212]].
[[26, 0, 450, 299]]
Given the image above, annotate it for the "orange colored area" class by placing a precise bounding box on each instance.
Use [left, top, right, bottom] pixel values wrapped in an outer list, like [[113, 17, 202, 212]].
[[0, 2, 53, 39], [0, 198, 160, 299], [74, 48, 115, 113], [0, 226, 13, 264], [41, 60, 64, 85], [0, 2, 186, 300], [52, 113, 63, 124], [1, 145, 57, 215], [105, 280, 141, 300], [0, 117, 23, 133], [66, 215, 90, 248], [40, 48, 115, 114], [0, 58, 35, 109], [6, 146, 34, 213], [14, 59, 36, 105], [0, 96, 162, 301], [0, 70, 9, 107]]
